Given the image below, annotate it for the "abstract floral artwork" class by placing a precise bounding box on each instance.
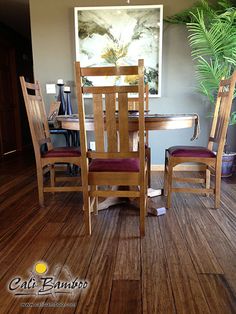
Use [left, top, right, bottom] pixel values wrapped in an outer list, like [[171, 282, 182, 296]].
[[74, 5, 163, 96]]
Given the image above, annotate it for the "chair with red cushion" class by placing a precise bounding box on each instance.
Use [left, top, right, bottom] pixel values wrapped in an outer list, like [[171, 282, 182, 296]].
[[164, 71, 236, 209], [20, 77, 84, 210], [75, 59, 148, 236]]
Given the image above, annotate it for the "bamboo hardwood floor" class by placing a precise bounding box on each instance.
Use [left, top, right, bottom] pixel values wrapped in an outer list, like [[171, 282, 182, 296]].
[[0, 152, 236, 313]]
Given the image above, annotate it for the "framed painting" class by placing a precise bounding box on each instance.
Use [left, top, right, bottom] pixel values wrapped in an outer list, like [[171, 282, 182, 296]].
[[74, 5, 163, 97]]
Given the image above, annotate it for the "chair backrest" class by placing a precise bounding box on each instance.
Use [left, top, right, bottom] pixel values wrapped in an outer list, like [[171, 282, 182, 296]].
[[75, 59, 145, 166], [128, 84, 149, 111], [20, 77, 53, 161], [207, 70, 236, 157], [128, 83, 149, 146]]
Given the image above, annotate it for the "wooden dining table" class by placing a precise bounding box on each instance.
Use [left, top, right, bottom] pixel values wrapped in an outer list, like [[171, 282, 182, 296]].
[[56, 113, 199, 211], [56, 113, 199, 135]]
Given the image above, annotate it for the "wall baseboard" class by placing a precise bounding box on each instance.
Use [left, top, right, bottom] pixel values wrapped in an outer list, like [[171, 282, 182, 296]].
[[151, 164, 206, 171]]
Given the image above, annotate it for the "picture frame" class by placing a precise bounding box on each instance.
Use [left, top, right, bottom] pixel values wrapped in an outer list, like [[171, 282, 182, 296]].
[[74, 5, 163, 97]]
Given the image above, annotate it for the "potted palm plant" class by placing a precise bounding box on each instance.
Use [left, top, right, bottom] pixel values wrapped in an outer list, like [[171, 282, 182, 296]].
[[166, 0, 236, 176]]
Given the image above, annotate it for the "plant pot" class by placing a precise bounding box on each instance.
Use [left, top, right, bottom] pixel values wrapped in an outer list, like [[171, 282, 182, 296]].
[[221, 152, 236, 177]]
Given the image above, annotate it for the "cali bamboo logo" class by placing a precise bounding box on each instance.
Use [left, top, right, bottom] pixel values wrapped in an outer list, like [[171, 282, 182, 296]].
[[8, 262, 88, 298]]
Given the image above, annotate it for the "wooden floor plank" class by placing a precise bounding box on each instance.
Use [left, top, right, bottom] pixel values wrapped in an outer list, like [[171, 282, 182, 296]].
[[198, 274, 236, 314], [159, 208, 211, 314], [0, 194, 76, 275], [39, 213, 109, 314], [171, 194, 223, 274], [0, 167, 35, 197], [0, 180, 37, 214], [0, 223, 64, 311], [177, 192, 236, 294], [109, 280, 141, 314], [181, 221, 223, 274], [10, 204, 85, 314], [75, 208, 121, 314], [0, 154, 235, 314], [208, 195, 236, 251], [198, 217, 236, 294], [141, 216, 176, 314], [113, 208, 141, 280]]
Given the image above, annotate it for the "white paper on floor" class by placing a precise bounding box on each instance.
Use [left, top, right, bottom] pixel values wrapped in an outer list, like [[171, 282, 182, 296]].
[[148, 188, 162, 198], [148, 207, 166, 216]]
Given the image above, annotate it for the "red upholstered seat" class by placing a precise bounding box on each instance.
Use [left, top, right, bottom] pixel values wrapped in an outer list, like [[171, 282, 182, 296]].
[[42, 147, 81, 158], [168, 146, 215, 158], [89, 158, 140, 172]]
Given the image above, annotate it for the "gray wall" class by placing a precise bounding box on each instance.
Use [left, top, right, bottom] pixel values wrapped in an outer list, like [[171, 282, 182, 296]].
[[29, 0, 235, 164]]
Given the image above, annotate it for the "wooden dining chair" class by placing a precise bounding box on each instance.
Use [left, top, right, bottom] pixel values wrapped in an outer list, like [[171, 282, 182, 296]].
[[20, 76, 83, 207], [164, 70, 236, 209], [75, 59, 148, 236], [128, 84, 151, 187]]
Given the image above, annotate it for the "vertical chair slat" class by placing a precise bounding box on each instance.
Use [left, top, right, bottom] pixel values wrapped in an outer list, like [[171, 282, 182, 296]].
[[138, 59, 145, 176], [208, 83, 223, 150], [214, 92, 228, 144], [38, 82, 52, 149], [32, 99, 44, 143], [118, 93, 129, 152], [105, 93, 117, 152], [93, 94, 105, 152]]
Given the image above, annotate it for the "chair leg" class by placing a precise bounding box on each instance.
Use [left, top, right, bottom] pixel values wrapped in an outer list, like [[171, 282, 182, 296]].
[[164, 150, 168, 196], [167, 159, 173, 209], [205, 168, 211, 197], [37, 168, 44, 207], [90, 185, 98, 215], [214, 166, 221, 209], [50, 165, 55, 193], [146, 147, 151, 188], [140, 190, 145, 237], [144, 168, 148, 217], [139, 180, 147, 237], [83, 190, 91, 235]]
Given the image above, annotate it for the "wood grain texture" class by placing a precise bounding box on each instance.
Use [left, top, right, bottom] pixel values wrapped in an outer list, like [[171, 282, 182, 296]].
[[0, 154, 236, 313], [159, 208, 211, 314], [109, 280, 141, 314], [141, 216, 176, 314], [0, 222, 63, 311], [75, 209, 121, 314], [118, 93, 129, 152], [93, 93, 105, 152], [81, 65, 139, 76], [105, 93, 117, 153], [170, 191, 223, 274], [198, 274, 236, 314], [173, 175, 236, 294], [113, 209, 141, 280], [58, 114, 197, 132]]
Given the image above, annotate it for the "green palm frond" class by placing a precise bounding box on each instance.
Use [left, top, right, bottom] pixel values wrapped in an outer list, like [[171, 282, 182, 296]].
[[164, 0, 214, 24], [184, 2, 236, 104], [195, 58, 231, 102], [218, 0, 235, 10], [187, 9, 236, 61], [166, 0, 236, 128]]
